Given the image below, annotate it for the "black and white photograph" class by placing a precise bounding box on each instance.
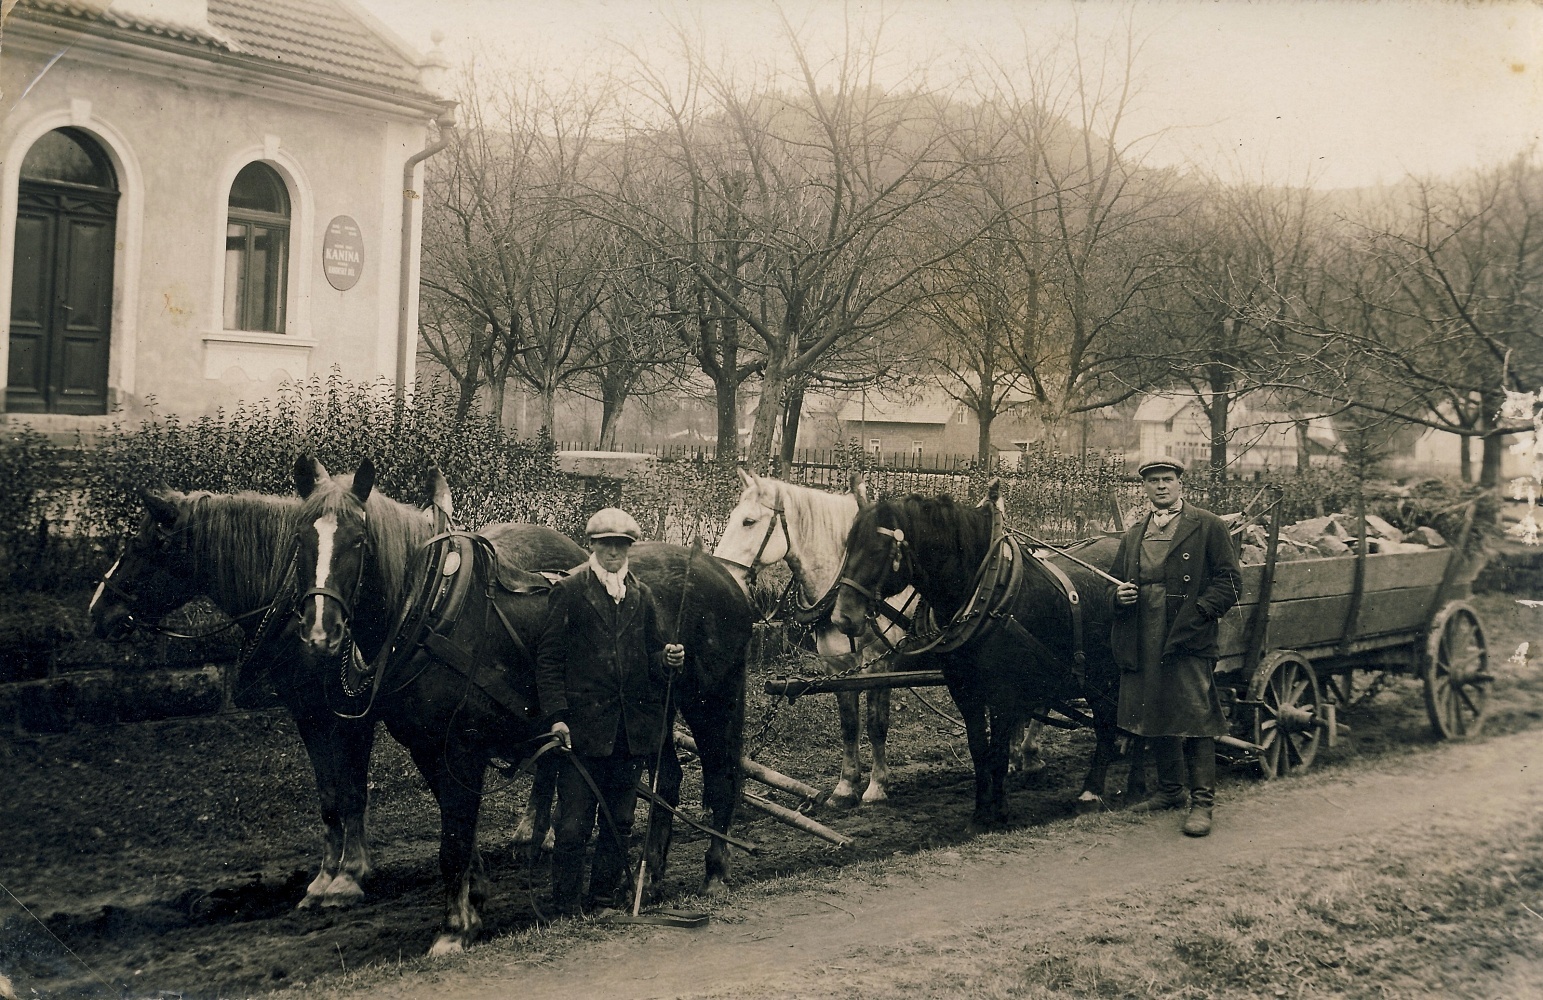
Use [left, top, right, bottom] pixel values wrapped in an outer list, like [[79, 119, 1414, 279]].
[[1, 0, 1540, 996]]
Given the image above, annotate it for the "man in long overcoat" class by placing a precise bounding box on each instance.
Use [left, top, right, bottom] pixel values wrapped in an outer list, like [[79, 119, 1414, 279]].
[[1110, 457, 1242, 836], [537, 507, 685, 915]]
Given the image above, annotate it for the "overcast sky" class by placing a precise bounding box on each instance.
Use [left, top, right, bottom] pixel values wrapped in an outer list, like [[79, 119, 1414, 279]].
[[355, 0, 1542, 191]]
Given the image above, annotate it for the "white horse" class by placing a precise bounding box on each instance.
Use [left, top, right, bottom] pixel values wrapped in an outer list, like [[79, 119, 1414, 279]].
[[715, 471, 1047, 807], [715, 470, 906, 806]]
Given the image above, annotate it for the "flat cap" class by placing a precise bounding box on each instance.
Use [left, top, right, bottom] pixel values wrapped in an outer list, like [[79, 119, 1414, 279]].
[[585, 507, 642, 542], [1136, 455, 1186, 478]]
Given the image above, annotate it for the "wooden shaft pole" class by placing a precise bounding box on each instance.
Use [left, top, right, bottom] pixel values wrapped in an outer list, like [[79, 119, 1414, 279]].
[[742, 791, 852, 848], [675, 732, 823, 803]]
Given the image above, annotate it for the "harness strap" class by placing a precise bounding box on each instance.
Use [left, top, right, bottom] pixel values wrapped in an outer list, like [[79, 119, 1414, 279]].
[[1025, 548, 1087, 672]]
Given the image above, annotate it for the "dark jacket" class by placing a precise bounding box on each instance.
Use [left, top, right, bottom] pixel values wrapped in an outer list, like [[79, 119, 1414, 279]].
[[1109, 503, 1243, 670], [536, 567, 672, 758]]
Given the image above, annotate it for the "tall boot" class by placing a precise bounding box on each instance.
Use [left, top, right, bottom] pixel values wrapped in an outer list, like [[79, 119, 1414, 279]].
[[1127, 735, 1189, 813], [1182, 737, 1216, 837], [550, 845, 585, 917]]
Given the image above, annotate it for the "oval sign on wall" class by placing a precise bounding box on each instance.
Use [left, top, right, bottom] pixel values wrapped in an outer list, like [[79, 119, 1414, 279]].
[[322, 215, 364, 291]]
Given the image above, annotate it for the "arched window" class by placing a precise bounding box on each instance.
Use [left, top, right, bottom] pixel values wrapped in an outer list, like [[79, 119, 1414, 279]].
[[223, 162, 289, 332]]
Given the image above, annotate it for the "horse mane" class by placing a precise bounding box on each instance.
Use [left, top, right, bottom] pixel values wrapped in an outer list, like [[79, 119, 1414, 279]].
[[304, 474, 435, 615], [177, 491, 304, 616], [759, 477, 859, 594]]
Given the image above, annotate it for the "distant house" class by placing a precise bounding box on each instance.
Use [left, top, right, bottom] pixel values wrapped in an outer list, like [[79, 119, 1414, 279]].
[[1386, 424, 1531, 482], [1132, 392, 1339, 474], [796, 385, 1049, 461], [2, 0, 454, 433]]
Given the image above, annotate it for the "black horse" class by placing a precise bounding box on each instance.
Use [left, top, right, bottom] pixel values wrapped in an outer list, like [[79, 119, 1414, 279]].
[[292, 456, 750, 954], [830, 492, 1124, 831], [88, 488, 380, 909]]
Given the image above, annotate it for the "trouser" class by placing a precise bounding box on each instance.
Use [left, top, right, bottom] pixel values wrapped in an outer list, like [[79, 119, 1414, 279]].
[[1152, 735, 1216, 806], [551, 747, 645, 912]]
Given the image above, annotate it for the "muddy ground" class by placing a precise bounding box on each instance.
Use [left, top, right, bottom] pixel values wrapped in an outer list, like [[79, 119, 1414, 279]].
[[2, 593, 1539, 999]]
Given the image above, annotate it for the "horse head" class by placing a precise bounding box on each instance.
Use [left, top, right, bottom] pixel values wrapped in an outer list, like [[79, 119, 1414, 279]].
[[831, 496, 916, 638], [292, 455, 376, 661], [90, 488, 204, 641], [712, 469, 792, 593]]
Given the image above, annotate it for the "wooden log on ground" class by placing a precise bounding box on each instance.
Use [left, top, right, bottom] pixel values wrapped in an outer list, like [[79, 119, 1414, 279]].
[[742, 791, 852, 848], [674, 732, 823, 804], [763, 670, 947, 699]]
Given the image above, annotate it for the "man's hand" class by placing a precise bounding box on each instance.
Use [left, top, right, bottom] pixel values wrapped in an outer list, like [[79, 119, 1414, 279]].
[[664, 643, 685, 670], [549, 721, 571, 749], [1115, 581, 1138, 607]]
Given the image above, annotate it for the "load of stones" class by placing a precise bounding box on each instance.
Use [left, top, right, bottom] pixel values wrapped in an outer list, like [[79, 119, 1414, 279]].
[[1224, 511, 1448, 567]]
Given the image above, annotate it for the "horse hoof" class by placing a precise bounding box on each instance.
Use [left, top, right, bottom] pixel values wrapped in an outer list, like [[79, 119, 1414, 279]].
[[427, 935, 466, 958], [826, 791, 861, 810], [321, 876, 365, 908], [1013, 757, 1047, 776], [1074, 795, 1106, 816], [700, 876, 729, 896], [295, 893, 322, 911], [860, 786, 888, 805]]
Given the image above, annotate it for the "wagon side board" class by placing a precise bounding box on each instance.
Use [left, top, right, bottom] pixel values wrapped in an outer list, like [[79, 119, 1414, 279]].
[[1215, 548, 1453, 668]]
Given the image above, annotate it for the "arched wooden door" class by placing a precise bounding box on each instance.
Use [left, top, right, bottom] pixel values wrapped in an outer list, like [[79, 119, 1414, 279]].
[[7, 128, 118, 415]]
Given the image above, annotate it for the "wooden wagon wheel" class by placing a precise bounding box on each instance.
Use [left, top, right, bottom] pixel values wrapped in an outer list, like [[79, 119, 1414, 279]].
[[1249, 650, 1322, 779], [1423, 600, 1491, 740]]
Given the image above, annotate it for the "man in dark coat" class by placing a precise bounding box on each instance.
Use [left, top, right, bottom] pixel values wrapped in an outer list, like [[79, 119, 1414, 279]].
[[537, 507, 685, 915], [1110, 457, 1242, 837]]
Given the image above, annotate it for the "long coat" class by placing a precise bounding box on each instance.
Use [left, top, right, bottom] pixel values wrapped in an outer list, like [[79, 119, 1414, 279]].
[[536, 567, 672, 758], [1109, 504, 1243, 736]]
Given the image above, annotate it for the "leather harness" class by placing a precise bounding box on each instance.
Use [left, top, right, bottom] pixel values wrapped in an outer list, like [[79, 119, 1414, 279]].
[[843, 502, 1090, 689]]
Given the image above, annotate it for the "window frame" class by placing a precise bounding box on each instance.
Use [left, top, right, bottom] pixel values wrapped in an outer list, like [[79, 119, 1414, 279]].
[[223, 163, 291, 333]]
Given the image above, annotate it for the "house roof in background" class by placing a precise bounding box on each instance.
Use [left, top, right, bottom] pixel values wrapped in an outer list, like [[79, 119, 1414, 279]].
[[15, 0, 438, 102], [827, 387, 959, 425]]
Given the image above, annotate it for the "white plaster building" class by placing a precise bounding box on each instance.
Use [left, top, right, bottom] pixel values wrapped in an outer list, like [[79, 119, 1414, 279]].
[[1132, 392, 1340, 473], [1, 0, 453, 432]]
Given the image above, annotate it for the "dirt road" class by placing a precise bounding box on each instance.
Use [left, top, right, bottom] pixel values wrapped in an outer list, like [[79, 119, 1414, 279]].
[[325, 728, 1543, 1000]]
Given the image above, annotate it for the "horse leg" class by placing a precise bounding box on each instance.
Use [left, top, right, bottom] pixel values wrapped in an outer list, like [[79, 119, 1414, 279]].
[[323, 716, 376, 906], [1075, 724, 1121, 815], [642, 729, 683, 905], [682, 696, 746, 896], [512, 752, 558, 864], [816, 635, 864, 809], [957, 693, 994, 834], [828, 685, 865, 809], [1009, 718, 1047, 776], [985, 708, 1015, 828], [405, 737, 489, 957], [861, 687, 891, 804], [289, 705, 373, 910]]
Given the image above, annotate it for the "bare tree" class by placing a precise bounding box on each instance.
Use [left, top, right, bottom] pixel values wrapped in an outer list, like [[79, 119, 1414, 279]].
[[419, 69, 621, 432], [1305, 153, 1543, 486], [608, 14, 969, 470], [1144, 178, 1333, 477], [960, 19, 1189, 448]]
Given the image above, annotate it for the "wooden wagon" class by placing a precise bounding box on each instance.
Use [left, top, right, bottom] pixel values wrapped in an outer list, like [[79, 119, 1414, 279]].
[[1213, 497, 1491, 778], [764, 497, 1493, 780]]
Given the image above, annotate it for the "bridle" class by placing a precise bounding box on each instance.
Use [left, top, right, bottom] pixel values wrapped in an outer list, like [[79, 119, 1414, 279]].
[[836, 523, 915, 648], [715, 500, 792, 593], [297, 506, 374, 657]]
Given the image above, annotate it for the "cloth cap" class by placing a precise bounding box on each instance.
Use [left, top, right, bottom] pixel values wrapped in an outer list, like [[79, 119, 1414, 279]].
[[585, 507, 642, 542], [1136, 455, 1186, 478]]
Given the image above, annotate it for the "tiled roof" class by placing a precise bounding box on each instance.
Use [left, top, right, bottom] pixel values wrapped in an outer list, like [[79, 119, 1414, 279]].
[[207, 0, 435, 100], [14, 0, 437, 103]]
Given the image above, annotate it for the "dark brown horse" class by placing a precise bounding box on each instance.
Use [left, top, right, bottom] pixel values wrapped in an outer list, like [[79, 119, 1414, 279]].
[[292, 456, 751, 954], [87, 489, 379, 909], [830, 492, 1124, 831]]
